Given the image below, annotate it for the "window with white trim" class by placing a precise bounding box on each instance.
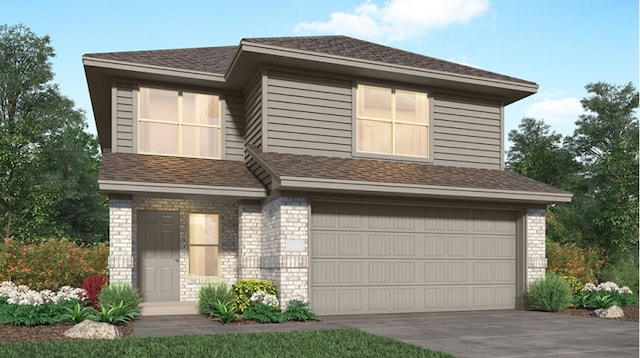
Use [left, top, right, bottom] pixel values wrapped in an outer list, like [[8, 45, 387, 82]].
[[188, 213, 219, 277], [356, 84, 429, 158], [138, 87, 221, 159]]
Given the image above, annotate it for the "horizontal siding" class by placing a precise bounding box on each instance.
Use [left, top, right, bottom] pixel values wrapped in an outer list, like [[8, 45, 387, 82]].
[[265, 71, 353, 158], [244, 75, 263, 148], [224, 94, 244, 161], [432, 94, 502, 169], [115, 83, 134, 153]]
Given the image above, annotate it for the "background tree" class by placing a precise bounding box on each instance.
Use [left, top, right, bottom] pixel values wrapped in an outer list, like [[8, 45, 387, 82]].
[[507, 81, 639, 292], [0, 24, 107, 243], [506, 117, 577, 189]]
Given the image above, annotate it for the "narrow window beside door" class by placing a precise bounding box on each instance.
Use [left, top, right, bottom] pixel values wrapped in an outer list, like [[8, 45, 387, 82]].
[[188, 213, 219, 277]]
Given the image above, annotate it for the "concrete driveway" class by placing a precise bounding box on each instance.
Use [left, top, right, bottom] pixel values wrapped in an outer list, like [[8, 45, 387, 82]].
[[135, 310, 639, 357], [323, 310, 639, 357]]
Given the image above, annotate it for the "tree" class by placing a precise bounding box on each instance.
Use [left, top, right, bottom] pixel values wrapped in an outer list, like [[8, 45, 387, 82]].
[[567, 82, 639, 257], [506, 117, 577, 189], [0, 24, 107, 242]]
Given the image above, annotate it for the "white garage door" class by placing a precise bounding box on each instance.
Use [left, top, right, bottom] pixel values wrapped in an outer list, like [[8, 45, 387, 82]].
[[310, 202, 517, 315]]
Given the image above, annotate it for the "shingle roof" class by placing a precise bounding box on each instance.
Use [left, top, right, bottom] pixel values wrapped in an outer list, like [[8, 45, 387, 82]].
[[100, 151, 264, 189], [84, 46, 237, 74], [84, 36, 533, 85], [244, 36, 535, 85], [248, 145, 568, 194]]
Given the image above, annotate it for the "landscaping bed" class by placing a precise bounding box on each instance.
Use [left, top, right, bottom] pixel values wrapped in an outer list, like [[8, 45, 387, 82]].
[[555, 304, 638, 322], [0, 321, 134, 343]]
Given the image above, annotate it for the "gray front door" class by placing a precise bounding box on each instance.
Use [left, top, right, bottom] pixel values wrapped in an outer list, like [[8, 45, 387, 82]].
[[137, 210, 180, 301]]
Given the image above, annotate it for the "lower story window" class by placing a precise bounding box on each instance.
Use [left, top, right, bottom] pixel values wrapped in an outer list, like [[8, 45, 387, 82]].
[[188, 213, 219, 277]]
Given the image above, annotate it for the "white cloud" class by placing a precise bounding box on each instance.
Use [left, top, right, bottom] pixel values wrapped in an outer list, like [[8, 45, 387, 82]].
[[525, 97, 584, 125], [295, 0, 490, 41]]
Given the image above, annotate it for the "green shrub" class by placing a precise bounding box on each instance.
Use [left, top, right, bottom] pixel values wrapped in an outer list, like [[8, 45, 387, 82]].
[[211, 299, 239, 323], [0, 238, 108, 290], [546, 240, 604, 289], [232, 279, 278, 312], [198, 282, 235, 316], [92, 301, 138, 323], [601, 255, 639, 300], [527, 273, 572, 312], [0, 297, 81, 326], [97, 283, 141, 315], [242, 302, 286, 323], [61, 302, 98, 324], [284, 300, 318, 322]]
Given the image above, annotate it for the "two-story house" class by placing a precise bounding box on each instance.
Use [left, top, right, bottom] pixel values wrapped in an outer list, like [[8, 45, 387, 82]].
[[83, 36, 571, 316]]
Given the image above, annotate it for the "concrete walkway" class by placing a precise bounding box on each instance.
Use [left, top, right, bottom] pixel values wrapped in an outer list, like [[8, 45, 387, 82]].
[[134, 310, 639, 358]]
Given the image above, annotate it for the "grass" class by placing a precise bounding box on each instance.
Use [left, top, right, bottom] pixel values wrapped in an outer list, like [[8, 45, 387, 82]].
[[0, 329, 454, 358]]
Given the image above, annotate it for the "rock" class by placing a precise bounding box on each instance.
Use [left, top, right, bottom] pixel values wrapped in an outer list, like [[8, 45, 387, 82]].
[[64, 320, 122, 339], [594, 306, 624, 319]]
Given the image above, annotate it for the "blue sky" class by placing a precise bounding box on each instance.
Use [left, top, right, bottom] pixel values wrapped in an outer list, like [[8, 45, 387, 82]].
[[2, 0, 638, 144]]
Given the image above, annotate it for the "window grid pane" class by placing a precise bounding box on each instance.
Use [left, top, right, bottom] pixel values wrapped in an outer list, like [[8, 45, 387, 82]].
[[138, 87, 221, 159], [188, 213, 219, 277], [357, 85, 429, 157]]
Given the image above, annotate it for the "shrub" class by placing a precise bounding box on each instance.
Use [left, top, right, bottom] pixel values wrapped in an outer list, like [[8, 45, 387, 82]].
[[527, 273, 572, 312], [211, 299, 239, 323], [546, 240, 604, 288], [600, 255, 639, 300], [0, 238, 108, 290], [82, 275, 108, 309], [233, 279, 278, 312], [579, 281, 636, 308], [242, 302, 287, 323], [284, 300, 318, 322], [98, 283, 141, 315], [0, 281, 86, 305], [198, 282, 235, 316], [93, 301, 138, 323], [0, 297, 81, 326], [62, 302, 98, 324]]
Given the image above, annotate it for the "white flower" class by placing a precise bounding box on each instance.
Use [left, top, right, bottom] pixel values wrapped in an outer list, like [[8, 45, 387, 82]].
[[620, 286, 633, 295], [583, 283, 597, 292], [0, 281, 87, 306], [250, 290, 279, 307]]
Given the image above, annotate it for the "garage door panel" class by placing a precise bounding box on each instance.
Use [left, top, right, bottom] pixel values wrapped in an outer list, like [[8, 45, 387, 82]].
[[311, 232, 336, 256], [424, 262, 446, 283], [337, 234, 362, 256], [425, 235, 447, 257], [494, 236, 516, 258], [369, 261, 392, 284], [311, 203, 517, 315], [337, 261, 362, 284]]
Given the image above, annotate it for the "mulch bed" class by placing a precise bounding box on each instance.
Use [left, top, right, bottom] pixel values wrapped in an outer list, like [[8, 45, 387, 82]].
[[1, 305, 637, 343], [0, 321, 134, 343], [553, 304, 639, 322]]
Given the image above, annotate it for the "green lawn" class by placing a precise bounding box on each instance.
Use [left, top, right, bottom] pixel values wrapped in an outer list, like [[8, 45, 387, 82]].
[[0, 329, 454, 358]]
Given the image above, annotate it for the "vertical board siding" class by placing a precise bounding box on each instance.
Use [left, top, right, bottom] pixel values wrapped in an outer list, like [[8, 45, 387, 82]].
[[265, 71, 353, 157], [224, 94, 245, 161], [115, 83, 134, 153], [244, 74, 270, 187], [432, 94, 502, 169]]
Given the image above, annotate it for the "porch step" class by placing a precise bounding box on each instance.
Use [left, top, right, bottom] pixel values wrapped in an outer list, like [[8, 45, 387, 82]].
[[139, 301, 199, 316]]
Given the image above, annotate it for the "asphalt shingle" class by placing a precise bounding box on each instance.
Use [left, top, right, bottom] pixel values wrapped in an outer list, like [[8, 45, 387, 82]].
[[248, 145, 568, 194], [100, 151, 264, 189]]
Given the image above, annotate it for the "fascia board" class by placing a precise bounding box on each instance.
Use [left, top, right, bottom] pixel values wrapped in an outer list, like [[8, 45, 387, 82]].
[[99, 180, 266, 199], [278, 176, 573, 204], [82, 57, 226, 82]]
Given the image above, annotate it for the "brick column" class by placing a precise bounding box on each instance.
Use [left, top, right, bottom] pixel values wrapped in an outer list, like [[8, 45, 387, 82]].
[[526, 208, 547, 287], [260, 196, 310, 308], [238, 204, 262, 279], [108, 199, 134, 285]]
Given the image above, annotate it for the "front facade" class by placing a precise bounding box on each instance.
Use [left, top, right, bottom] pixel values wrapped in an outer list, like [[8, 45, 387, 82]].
[[84, 36, 571, 315]]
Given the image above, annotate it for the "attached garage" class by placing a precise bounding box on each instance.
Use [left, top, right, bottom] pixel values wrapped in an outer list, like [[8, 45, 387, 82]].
[[310, 201, 520, 315]]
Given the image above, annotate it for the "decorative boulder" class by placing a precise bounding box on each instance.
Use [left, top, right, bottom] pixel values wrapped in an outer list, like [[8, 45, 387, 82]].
[[594, 306, 624, 319], [64, 320, 122, 339]]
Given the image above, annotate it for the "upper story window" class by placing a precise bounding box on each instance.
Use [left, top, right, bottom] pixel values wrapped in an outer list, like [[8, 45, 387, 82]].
[[138, 87, 221, 159], [356, 84, 429, 158]]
